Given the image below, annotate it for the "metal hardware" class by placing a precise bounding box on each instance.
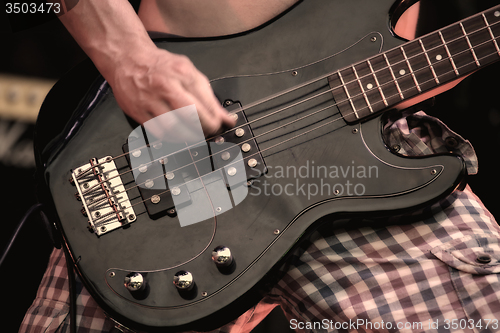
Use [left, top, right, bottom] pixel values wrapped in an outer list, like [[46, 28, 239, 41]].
[[235, 128, 245, 137], [212, 246, 233, 267], [241, 143, 251, 152], [227, 167, 237, 176], [139, 164, 148, 173], [151, 195, 160, 204], [124, 272, 146, 292], [221, 151, 230, 161], [71, 156, 136, 236], [171, 187, 181, 196], [173, 271, 194, 290], [247, 159, 258, 168]]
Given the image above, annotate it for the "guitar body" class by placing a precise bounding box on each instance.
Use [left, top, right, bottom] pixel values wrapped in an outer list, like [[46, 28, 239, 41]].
[[35, 0, 468, 331]]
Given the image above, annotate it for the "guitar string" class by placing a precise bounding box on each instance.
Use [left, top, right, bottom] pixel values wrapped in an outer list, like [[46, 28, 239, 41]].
[[81, 18, 500, 201], [77, 12, 500, 189], [89, 47, 500, 225], [85, 26, 500, 211], [78, 12, 500, 192]]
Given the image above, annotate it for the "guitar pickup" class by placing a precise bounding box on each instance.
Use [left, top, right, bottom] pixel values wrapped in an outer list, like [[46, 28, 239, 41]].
[[210, 101, 267, 185], [122, 102, 266, 223], [123, 143, 193, 220], [71, 156, 136, 236]]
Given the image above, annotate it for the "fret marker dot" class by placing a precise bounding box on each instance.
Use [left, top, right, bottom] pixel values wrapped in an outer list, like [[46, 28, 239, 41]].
[[366, 83, 373, 90], [495, 11, 500, 17], [399, 69, 406, 76], [436, 54, 442, 61]]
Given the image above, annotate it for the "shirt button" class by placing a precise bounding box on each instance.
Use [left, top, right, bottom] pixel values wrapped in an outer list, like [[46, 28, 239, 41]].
[[476, 255, 492, 264], [445, 137, 458, 148]]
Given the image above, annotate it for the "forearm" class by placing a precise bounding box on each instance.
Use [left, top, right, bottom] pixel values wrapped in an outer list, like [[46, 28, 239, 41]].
[[54, 0, 234, 135], [57, 0, 156, 85]]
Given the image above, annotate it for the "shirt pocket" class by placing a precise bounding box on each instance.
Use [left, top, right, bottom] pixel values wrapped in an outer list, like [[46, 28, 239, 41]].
[[20, 298, 69, 333], [431, 234, 500, 275]]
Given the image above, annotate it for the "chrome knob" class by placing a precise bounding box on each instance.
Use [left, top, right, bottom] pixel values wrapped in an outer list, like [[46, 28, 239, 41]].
[[124, 272, 146, 292], [173, 271, 194, 291], [212, 246, 233, 268]]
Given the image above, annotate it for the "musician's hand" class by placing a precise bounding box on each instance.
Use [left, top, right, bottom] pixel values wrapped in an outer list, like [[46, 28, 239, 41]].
[[108, 46, 236, 140]]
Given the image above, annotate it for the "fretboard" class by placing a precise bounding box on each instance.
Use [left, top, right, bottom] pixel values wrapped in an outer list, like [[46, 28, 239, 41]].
[[329, 5, 500, 123]]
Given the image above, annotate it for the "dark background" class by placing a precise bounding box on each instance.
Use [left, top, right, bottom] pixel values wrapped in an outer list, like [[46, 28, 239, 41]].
[[0, 0, 499, 331]]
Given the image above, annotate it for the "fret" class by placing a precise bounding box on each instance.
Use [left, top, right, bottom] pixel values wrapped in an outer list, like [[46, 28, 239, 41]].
[[385, 47, 423, 100], [485, 9, 500, 39], [462, 14, 499, 66], [337, 70, 359, 119], [400, 39, 438, 91], [328, 6, 500, 125], [441, 24, 477, 74], [328, 71, 360, 123], [421, 33, 456, 83], [369, 55, 403, 106], [460, 22, 480, 66], [366, 59, 389, 107], [351, 66, 373, 113], [340, 66, 378, 118], [418, 39, 439, 84], [400, 47, 422, 92], [382, 53, 405, 100], [401, 40, 438, 91], [352, 61, 390, 113], [439, 31, 460, 75], [483, 13, 500, 55]]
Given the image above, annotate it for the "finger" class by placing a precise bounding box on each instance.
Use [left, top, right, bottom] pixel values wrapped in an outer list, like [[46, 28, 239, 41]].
[[182, 70, 237, 129], [156, 80, 224, 137], [144, 101, 202, 142]]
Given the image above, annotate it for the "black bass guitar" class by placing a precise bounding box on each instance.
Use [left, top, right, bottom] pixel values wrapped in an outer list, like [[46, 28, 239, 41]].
[[35, 0, 500, 331]]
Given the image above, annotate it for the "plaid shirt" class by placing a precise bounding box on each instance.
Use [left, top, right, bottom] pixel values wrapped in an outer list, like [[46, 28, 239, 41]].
[[20, 112, 500, 333]]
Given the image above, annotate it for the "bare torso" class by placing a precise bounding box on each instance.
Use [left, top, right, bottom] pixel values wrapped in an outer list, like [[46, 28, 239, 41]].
[[137, 1, 446, 110], [138, 0, 300, 37]]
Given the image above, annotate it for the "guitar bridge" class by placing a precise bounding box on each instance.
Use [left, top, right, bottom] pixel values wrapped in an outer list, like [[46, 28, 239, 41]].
[[72, 156, 136, 236]]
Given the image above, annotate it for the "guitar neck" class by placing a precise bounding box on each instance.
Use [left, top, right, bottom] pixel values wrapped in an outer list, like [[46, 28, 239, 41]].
[[330, 5, 500, 123]]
